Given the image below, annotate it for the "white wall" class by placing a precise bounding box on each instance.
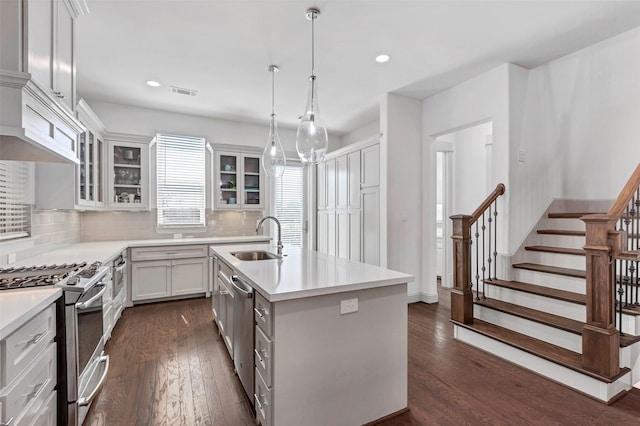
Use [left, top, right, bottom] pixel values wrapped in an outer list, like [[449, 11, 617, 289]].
[[381, 93, 424, 301], [87, 100, 343, 154], [341, 121, 380, 147], [422, 63, 515, 301]]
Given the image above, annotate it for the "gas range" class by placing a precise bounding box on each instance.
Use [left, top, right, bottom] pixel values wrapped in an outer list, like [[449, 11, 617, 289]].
[[0, 261, 108, 292]]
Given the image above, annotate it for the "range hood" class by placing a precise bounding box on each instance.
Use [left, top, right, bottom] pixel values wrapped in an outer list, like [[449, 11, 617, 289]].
[[0, 71, 82, 164]]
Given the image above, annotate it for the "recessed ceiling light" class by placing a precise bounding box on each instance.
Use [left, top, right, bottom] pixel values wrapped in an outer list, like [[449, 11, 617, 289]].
[[146, 80, 161, 87], [375, 54, 391, 63]]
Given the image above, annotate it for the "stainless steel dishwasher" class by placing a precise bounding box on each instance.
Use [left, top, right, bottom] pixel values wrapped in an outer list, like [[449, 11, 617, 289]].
[[231, 275, 254, 403]]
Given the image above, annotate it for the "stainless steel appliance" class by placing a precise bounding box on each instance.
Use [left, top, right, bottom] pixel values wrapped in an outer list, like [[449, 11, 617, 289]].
[[112, 252, 127, 298], [0, 261, 111, 426], [231, 274, 254, 403]]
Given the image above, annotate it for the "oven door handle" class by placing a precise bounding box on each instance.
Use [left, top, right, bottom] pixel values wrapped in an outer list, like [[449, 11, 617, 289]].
[[77, 355, 109, 406], [115, 262, 127, 274], [75, 282, 107, 309]]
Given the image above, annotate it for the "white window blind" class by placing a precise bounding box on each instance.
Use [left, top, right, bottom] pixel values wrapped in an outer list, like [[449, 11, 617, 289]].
[[0, 161, 31, 241], [274, 164, 304, 247], [156, 133, 206, 228]]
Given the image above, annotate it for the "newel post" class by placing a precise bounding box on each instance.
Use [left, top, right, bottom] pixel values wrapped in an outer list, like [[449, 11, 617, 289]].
[[581, 214, 620, 378], [450, 214, 473, 324]]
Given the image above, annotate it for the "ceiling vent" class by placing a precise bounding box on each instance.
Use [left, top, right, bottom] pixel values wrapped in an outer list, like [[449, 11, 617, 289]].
[[170, 86, 198, 96]]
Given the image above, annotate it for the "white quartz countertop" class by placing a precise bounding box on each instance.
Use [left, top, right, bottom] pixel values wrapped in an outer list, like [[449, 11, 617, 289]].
[[211, 244, 414, 302], [0, 288, 62, 340], [9, 236, 270, 267]]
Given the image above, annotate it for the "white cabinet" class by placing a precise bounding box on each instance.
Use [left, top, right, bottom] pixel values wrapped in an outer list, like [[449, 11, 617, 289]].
[[316, 144, 372, 262], [0, 303, 57, 426], [130, 245, 207, 302], [362, 187, 380, 266], [107, 134, 151, 210], [0, 0, 87, 163], [35, 99, 107, 210], [214, 151, 265, 210], [215, 258, 235, 357]]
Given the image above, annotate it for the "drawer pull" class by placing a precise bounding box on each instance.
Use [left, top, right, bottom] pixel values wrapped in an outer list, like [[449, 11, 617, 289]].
[[27, 332, 47, 346], [254, 393, 268, 410], [220, 290, 230, 296], [1, 417, 14, 426], [29, 378, 49, 400], [254, 348, 267, 364], [254, 307, 266, 319]]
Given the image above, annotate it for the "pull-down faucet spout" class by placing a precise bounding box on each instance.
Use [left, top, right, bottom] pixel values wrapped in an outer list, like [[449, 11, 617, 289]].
[[256, 216, 283, 255]]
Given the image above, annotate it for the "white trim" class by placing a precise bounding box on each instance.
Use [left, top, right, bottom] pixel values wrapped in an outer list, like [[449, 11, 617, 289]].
[[322, 135, 380, 161]]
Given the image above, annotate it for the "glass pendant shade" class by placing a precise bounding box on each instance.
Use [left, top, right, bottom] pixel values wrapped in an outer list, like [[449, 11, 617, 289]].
[[296, 76, 328, 164], [262, 113, 286, 177], [262, 65, 286, 178]]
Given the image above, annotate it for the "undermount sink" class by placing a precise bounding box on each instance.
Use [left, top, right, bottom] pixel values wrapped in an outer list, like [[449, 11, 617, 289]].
[[232, 250, 281, 261]]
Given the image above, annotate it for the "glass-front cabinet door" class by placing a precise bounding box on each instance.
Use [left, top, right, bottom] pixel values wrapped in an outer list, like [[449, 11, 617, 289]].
[[77, 129, 104, 208], [214, 151, 264, 210], [107, 138, 150, 210]]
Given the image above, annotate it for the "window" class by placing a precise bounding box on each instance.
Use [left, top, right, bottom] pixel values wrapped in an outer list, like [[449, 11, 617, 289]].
[[274, 164, 304, 247], [0, 161, 31, 241], [156, 133, 206, 228]]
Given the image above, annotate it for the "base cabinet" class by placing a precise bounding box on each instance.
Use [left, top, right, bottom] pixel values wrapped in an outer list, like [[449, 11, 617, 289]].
[[130, 245, 207, 302]]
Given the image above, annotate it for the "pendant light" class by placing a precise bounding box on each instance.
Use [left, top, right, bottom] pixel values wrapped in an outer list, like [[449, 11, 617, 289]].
[[262, 65, 286, 177], [296, 8, 328, 164]]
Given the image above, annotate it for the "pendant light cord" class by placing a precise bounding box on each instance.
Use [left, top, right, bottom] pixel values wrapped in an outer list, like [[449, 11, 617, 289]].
[[271, 68, 275, 117], [311, 13, 315, 77]]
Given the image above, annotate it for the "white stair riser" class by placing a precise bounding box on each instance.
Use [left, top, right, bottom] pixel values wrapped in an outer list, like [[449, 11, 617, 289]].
[[535, 234, 585, 250], [618, 313, 639, 335], [543, 218, 586, 232], [453, 325, 632, 403], [483, 283, 585, 321], [620, 343, 640, 387], [512, 269, 585, 294], [475, 305, 582, 352], [524, 251, 586, 270]]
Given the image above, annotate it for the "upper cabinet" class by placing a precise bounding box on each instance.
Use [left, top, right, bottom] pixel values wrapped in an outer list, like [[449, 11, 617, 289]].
[[106, 134, 152, 210], [214, 150, 264, 210], [0, 0, 89, 163], [35, 98, 105, 210]]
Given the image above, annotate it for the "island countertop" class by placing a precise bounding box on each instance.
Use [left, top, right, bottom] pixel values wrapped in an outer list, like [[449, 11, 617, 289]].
[[211, 243, 414, 302]]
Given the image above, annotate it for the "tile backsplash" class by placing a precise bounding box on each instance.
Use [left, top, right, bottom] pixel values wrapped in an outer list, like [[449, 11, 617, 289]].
[[1, 208, 263, 265], [80, 209, 263, 241]]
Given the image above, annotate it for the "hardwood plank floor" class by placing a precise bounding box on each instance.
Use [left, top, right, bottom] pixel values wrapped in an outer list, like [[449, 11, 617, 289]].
[[85, 289, 640, 426]]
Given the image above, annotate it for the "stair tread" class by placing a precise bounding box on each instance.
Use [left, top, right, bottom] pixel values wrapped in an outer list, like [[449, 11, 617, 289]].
[[537, 229, 586, 236], [476, 297, 640, 347], [525, 245, 585, 256], [513, 262, 586, 278], [485, 278, 586, 304], [452, 318, 630, 383], [548, 212, 605, 219], [474, 297, 583, 334]]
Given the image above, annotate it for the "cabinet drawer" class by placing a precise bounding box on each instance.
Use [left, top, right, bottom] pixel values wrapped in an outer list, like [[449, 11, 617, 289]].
[[1, 304, 55, 388], [217, 260, 234, 285], [254, 292, 273, 338], [1, 343, 56, 426], [131, 244, 207, 261], [254, 368, 272, 426], [20, 390, 56, 426], [255, 326, 273, 388]]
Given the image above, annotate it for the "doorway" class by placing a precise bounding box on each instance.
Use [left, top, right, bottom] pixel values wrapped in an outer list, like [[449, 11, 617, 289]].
[[435, 121, 493, 289]]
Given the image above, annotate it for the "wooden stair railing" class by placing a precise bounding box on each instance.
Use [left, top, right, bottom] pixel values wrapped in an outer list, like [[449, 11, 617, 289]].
[[581, 163, 640, 378], [450, 183, 505, 325]]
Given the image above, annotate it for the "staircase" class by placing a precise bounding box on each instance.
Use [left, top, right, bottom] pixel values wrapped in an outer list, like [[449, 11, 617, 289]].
[[451, 191, 640, 403]]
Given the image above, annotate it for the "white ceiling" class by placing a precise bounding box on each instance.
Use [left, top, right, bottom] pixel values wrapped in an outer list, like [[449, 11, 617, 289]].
[[76, 1, 640, 136]]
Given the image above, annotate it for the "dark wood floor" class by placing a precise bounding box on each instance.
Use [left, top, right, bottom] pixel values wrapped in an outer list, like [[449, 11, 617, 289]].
[[85, 288, 640, 425]]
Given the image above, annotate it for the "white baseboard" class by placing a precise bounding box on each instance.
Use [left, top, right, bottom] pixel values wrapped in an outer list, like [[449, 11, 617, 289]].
[[407, 292, 438, 304]]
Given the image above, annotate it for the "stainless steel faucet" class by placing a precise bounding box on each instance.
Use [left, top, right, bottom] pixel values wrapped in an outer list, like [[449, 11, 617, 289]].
[[256, 216, 283, 255]]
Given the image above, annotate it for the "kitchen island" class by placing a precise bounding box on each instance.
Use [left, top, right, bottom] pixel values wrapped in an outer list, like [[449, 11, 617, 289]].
[[211, 243, 414, 426]]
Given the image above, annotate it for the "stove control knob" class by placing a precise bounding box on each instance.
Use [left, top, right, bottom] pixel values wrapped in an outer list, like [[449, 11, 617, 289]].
[[67, 276, 79, 286]]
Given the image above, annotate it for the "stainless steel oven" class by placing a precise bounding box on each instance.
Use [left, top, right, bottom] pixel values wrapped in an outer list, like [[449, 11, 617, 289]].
[[62, 265, 110, 426]]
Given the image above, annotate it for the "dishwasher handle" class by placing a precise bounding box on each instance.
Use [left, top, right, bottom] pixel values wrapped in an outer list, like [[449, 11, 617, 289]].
[[231, 275, 253, 298]]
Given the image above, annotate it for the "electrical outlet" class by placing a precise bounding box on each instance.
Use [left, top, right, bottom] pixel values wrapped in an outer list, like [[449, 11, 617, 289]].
[[173, 233, 182, 239], [340, 298, 358, 315], [8, 253, 16, 264]]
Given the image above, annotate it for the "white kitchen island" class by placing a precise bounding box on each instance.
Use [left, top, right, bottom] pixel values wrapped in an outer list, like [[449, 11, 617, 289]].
[[211, 243, 414, 426]]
